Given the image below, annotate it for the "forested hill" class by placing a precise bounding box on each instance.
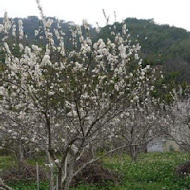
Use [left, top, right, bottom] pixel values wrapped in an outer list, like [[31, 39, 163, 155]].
[[0, 16, 97, 44], [1, 16, 190, 83], [98, 18, 190, 83]]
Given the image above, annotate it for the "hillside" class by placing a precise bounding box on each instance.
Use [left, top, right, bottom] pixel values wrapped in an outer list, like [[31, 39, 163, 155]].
[[1, 16, 190, 82], [98, 18, 190, 82]]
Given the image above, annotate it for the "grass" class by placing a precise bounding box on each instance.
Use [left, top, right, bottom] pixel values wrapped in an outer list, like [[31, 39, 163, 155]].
[[0, 156, 15, 173], [7, 181, 49, 190], [1, 152, 190, 189], [101, 152, 190, 190]]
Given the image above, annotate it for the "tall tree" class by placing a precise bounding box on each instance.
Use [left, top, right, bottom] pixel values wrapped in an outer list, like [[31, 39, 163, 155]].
[[0, 2, 158, 190]]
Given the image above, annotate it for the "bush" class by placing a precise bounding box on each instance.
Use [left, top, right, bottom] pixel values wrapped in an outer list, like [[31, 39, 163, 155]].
[[176, 161, 190, 177], [2, 163, 47, 182], [72, 158, 120, 187]]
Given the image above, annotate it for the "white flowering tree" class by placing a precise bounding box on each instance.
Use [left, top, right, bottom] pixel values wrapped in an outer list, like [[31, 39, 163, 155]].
[[108, 66, 162, 161], [165, 94, 190, 151], [0, 1, 157, 189], [117, 102, 161, 161]]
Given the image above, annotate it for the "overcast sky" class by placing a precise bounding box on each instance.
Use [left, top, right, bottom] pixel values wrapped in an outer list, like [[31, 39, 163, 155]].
[[1, 0, 190, 31]]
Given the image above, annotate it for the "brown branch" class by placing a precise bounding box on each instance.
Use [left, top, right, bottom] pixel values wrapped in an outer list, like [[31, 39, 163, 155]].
[[0, 178, 12, 190], [73, 144, 127, 177]]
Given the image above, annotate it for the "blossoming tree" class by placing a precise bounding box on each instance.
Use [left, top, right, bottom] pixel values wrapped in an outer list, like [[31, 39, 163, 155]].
[[107, 66, 162, 161], [0, 1, 158, 189], [165, 93, 190, 151]]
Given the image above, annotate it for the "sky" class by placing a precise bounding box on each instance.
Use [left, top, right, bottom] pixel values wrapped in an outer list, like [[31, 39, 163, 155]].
[[1, 0, 190, 31]]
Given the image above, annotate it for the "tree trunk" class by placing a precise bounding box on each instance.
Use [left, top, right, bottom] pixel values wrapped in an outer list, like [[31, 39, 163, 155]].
[[58, 167, 63, 190], [45, 116, 55, 190], [63, 161, 74, 190], [49, 162, 54, 190], [46, 150, 54, 190], [63, 173, 73, 190], [18, 143, 25, 170], [130, 144, 138, 162], [57, 166, 73, 190], [131, 151, 138, 161]]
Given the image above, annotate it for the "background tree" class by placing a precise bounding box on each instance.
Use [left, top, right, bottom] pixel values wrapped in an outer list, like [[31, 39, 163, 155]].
[[117, 103, 160, 161], [166, 93, 190, 151]]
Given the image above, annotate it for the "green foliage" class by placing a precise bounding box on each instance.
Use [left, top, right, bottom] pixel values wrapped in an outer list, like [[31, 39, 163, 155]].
[[1, 153, 190, 189], [102, 152, 190, 190], [1, 16, 190, 83], [0, 156, 15, 172], [98, 18, 190, 83], [8, 181, 49, 190]]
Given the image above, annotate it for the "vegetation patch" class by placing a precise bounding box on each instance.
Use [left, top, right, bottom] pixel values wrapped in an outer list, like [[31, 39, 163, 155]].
[[72, 159, 120, 187], [0, 153, 190, 189], [2, 163, 46, 182], [176, 161, 190, 178]]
